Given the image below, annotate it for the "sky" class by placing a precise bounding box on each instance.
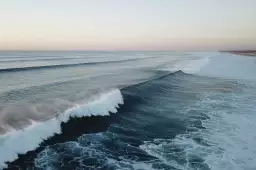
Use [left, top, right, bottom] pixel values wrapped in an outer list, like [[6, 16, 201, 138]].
[[0, 0, 255, 51]]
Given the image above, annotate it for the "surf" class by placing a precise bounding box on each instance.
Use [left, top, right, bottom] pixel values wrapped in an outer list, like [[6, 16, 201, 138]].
[[1, 51, 256, 170], [0, 89, 123, 169]]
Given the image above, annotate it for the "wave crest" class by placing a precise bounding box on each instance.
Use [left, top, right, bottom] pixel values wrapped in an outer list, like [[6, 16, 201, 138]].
[[0, 89, 123, 169]]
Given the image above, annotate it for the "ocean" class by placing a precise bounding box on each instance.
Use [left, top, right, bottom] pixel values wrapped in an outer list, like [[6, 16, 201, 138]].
[[0, 51, 255, 170]]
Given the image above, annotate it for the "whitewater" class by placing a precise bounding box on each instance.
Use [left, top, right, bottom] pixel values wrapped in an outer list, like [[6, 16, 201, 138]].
[[0, 51, 255, 170]]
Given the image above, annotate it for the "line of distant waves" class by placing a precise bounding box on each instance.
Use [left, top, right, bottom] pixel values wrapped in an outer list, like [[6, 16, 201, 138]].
[[0, 56, 157, 73], [0, 57, 106, 63]]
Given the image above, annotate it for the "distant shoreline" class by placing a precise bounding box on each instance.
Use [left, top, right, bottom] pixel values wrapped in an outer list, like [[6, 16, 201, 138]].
[[223, 50, 256, 56]]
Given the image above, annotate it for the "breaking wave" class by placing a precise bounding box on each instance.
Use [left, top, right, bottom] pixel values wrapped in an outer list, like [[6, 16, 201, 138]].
[[160, 52, 256, 82], [0, 89, 123, 169], [195, 52, 256, 81], [30, 70, 256, 170], [1, 52, 256, 170]]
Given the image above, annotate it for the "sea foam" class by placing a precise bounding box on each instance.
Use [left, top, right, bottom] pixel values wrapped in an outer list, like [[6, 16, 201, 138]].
[[197, 52, 256, 81], [0, 89, 123, 169]]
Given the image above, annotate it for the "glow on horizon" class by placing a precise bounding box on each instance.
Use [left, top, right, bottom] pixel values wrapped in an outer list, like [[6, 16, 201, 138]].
[[0, 0, 255, 50]]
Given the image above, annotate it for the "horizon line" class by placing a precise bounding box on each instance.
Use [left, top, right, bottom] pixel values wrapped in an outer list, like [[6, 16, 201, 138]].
[[0, 49, 255, 52]]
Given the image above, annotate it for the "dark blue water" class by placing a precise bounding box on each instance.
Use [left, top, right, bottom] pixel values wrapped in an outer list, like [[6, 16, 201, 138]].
[[0, 51, 256, 170]]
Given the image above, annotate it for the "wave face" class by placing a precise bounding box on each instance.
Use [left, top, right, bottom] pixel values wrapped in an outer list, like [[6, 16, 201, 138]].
[[0, 89, 123, 169], [1, 51, 256, 170], [5, 71, 256, 170]]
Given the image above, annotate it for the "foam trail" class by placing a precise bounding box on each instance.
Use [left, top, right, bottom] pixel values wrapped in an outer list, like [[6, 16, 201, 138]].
[[157, 52, 213, 74], [196, 52, 256, 81], [177, 57, 210, 74], [159, 51, 256, 82], [0, 89, 123, 169]]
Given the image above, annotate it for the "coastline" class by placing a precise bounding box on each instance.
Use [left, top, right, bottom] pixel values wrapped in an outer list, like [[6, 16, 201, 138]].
[[223, 50, 256, 56]]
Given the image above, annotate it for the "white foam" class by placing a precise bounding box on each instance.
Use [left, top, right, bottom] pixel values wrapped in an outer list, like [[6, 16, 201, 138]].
[[140, 87, 256, 170], [201, 92, 256, 170], [157, 52, 214, 74], [176, 56, 210, 74], [0, 89, 123, 169], [196, 52, 256, 81], [140, 138, 188, 170], [34, 137, 160, 170], [159, 52, 256, 82], [140, 136, 207, 170]]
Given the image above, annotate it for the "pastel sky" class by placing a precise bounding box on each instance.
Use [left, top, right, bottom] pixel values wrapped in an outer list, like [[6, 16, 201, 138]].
[[0, 0, 256, 50]]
